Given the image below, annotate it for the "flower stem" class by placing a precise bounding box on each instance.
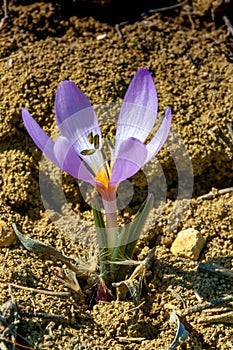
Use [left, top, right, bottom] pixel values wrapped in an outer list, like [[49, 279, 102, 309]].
[[102, 190, 118, 247], [101, 193, 119, 286]]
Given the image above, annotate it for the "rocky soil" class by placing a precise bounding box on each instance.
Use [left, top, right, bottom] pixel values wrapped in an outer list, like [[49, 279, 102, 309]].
[[0, 1, 232, 349]]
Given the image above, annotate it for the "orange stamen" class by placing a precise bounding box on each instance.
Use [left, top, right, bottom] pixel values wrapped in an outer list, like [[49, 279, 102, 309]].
[[95, 165, 110, 189]]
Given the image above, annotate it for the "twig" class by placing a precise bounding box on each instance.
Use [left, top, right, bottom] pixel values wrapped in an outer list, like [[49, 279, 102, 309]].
[[121, 301, 145, 316], [218, 187, 233, 195], [167, 287, 186, 309], [199, 311, 233, 324], [223, 16, 233, 36], [115, 1, 187, 39], [8, 285, 17, 350], [0, 338, 35, 350], [0, 52, 21, 62], [197, 187, 233, 200], [227, 123, 233, 140], [0, 279, 70, 297], [0, 0, 8, 30], [19, 311, 65, 320], [116, 336, 146, 343], [184, 294, 233, 315], [198, 262, 233, 279]]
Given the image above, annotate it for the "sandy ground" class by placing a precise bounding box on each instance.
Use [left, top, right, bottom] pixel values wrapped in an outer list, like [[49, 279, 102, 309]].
[[0, 1, 232, 349]]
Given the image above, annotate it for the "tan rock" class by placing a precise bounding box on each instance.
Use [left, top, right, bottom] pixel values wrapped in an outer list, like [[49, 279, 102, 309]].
[[171, 228, 206, 260], [0, 220, 17, 247]]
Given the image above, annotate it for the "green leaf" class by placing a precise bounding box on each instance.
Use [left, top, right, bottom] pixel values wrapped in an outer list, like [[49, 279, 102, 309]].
[[92, 198, 110, 283], [92, 198, 106, 246], [110, 194, 154, 282], [124, 193, 154, 258]]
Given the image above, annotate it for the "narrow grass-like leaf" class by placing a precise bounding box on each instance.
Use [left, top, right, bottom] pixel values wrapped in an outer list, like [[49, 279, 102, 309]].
[[124, 193, 154, 259], [110, 194, 154, 282], [92, 200, 107, 247]]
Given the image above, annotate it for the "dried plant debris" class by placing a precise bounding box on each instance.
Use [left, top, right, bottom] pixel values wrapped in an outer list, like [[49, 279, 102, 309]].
[[0, 295, 66, 349], [199, 308, 233, 324], [198, 262, 233, 279], [168, 310, 189, 350], [184, 294, 233, 316], [12, 223, 100, 296], [0, 287, 35, 350], [112, 246, 156, 303], [0, 299, 18, 350]]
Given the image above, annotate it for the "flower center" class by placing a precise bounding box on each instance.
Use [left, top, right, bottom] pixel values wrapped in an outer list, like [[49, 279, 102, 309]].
[[95, 161, 112, 189], [96, 166, 109, 189], [80, 132, 116, 196]]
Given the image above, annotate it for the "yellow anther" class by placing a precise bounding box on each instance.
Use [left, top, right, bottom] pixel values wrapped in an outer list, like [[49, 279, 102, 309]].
[[96, 166, 109, 189], [95, 161, 113, 189]]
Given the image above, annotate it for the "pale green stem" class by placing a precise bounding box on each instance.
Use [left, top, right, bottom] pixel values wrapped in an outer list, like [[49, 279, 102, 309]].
[[102, 197, 118, 249]]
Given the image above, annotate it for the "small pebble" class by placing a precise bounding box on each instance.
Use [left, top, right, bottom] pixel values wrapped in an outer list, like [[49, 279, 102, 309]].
[[0, 220, 17, 247], [170, 228, 206, 260]]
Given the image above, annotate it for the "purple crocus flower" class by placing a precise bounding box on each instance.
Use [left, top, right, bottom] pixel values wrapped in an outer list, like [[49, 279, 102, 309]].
[[22, 68, 171, 202]]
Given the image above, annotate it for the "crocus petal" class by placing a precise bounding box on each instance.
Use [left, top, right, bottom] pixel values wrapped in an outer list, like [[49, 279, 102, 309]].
[[115, 68, 158, 144], [110, 137, 147, 184], [53, 136, 95, 183], [145, 107, 172, 163], [22, 108, 59, 167], [22, 109, 95, 183], [54, 80, 102, 152], [55, 80, 91, 126]]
